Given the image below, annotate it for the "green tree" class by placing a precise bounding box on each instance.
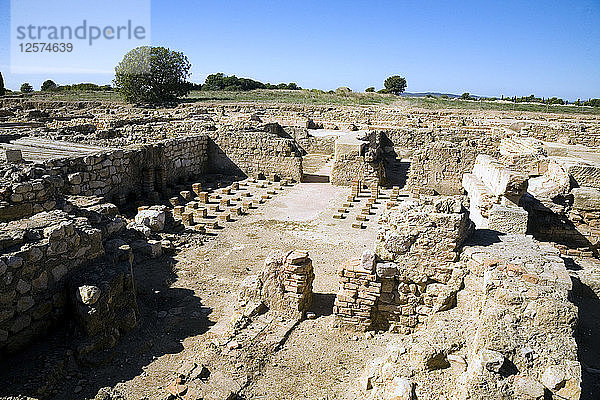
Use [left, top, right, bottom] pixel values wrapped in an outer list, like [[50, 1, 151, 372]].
[[383, 75, 407, 95], [0, 72, 5, 96], [41, 79, 58, 91], [114, 46, 191, 103], [365, 87, 375, 92], [202, 73, 225, 90], [20, 83, 33, 93], [461, 92, 470, 100]]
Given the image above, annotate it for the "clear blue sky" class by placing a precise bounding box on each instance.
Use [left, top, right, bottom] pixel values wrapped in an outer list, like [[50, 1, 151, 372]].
[[1, 0, 599, 100]]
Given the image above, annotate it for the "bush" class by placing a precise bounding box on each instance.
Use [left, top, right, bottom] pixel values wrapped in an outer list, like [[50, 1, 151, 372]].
[[114, 46, 191, 103], [547, 97, 565, 105], [584, 98, 600, 107], [53, 83, 112, 92], [203, 73, 301, 92], [0, 72, 5, 96], [20, 83, 33, 93], [365, 87, 375, 93], [41, 79, 58, 91], [335, 87, 352, 94], [383, 75, 407, 95], [461, 92, 470, 100]]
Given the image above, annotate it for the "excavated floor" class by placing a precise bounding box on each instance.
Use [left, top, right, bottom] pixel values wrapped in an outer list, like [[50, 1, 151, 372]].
[[0, 182, 397, 400]]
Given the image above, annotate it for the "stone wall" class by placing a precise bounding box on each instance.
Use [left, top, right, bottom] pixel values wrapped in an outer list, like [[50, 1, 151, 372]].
[[407, 141, 478, 195], [524, 186, 600, 256], [0, 210, 105, 354], [0, 198, 145, 358], [58, 135, 208, 200], [207, 129, 303, 182], [331, 132, 384, 186], [281, 126, 337, 155], [334, 196, 472, 332], [0, 135, 209, 222]]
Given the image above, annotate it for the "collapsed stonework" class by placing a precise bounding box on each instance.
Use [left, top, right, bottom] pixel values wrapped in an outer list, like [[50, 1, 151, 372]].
[[256, 250, 315, 317], [334, 197, 472, 333], [0, 203, 135, 357], [462, 154, 528, 234], [345, 200, 581, 400]]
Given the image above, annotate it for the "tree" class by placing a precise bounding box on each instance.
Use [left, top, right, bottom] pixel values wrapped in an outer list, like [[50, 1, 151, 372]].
[[383, 75, 407, 95], [114, 46, 191, 103], [365, 87, 375, 92], [41, 79, 58, 91], [0, 72, 5, 96], [20, 83, 33, 93], [461, 92, 470, 100]]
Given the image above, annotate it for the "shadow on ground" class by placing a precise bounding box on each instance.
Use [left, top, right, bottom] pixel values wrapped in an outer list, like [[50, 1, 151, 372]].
[[0, 250, 214, 400]]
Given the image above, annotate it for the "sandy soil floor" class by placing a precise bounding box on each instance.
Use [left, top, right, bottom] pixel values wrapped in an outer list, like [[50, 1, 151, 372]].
[[0, 181, 395, 400]]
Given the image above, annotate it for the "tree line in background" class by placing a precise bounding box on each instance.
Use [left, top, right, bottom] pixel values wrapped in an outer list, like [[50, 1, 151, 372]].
[[199, 73, 301, 91], [0, 46, 597, 107], [459, 92, 599, 107]]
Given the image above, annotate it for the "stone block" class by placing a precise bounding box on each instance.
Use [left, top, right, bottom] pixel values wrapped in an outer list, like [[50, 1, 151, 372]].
[[572, 187, 600, 211], [5, 149, 23, 163], [488, 204, 528, 234]]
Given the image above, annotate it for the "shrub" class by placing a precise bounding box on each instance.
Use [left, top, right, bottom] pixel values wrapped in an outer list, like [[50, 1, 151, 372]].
[[41, 79, 58, 91], [335, 87, 352, 94], [20, 83, 33, 93], [584, 98, 600, 107], [461, 92, 470, 100], [365, 87, 375, 93], [114, 46, 191, 103], [383, 76, 407, 95]]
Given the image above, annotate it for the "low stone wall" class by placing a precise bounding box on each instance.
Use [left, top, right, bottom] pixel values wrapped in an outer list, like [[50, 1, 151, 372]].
[[524, 187, 600, 255], [69, 244, 138, 362], [0, 210, 105, 354], [0, 135, 209, 222], [207, 130, 303, 182], [356, 233, 580, 400], [286, 127, 337, 154], [58, 135, 208, 199]]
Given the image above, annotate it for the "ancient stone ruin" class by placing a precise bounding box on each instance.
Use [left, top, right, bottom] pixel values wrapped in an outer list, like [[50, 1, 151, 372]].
[[0, 98, 599, 399]]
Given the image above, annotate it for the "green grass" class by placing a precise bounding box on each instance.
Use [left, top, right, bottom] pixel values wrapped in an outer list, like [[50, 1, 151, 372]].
[[18, 90, 124, 102], [183, 89, 398, 106], [15, 89, 600, 115]]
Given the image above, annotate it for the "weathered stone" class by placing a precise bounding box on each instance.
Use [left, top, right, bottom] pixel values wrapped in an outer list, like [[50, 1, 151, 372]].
[[361, 250, 376, 272], [572, 186, 600, 211], [77, 285, 101, 305], [134, 208, 166, 232], [479, 349, 505, 373]]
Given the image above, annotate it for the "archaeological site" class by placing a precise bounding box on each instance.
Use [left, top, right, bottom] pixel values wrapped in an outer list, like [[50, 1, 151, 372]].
[[1, 97, 600, 400]]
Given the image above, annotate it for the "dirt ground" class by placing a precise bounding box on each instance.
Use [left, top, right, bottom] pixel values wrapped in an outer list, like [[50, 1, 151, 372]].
[[0, 181, 395, 400]]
